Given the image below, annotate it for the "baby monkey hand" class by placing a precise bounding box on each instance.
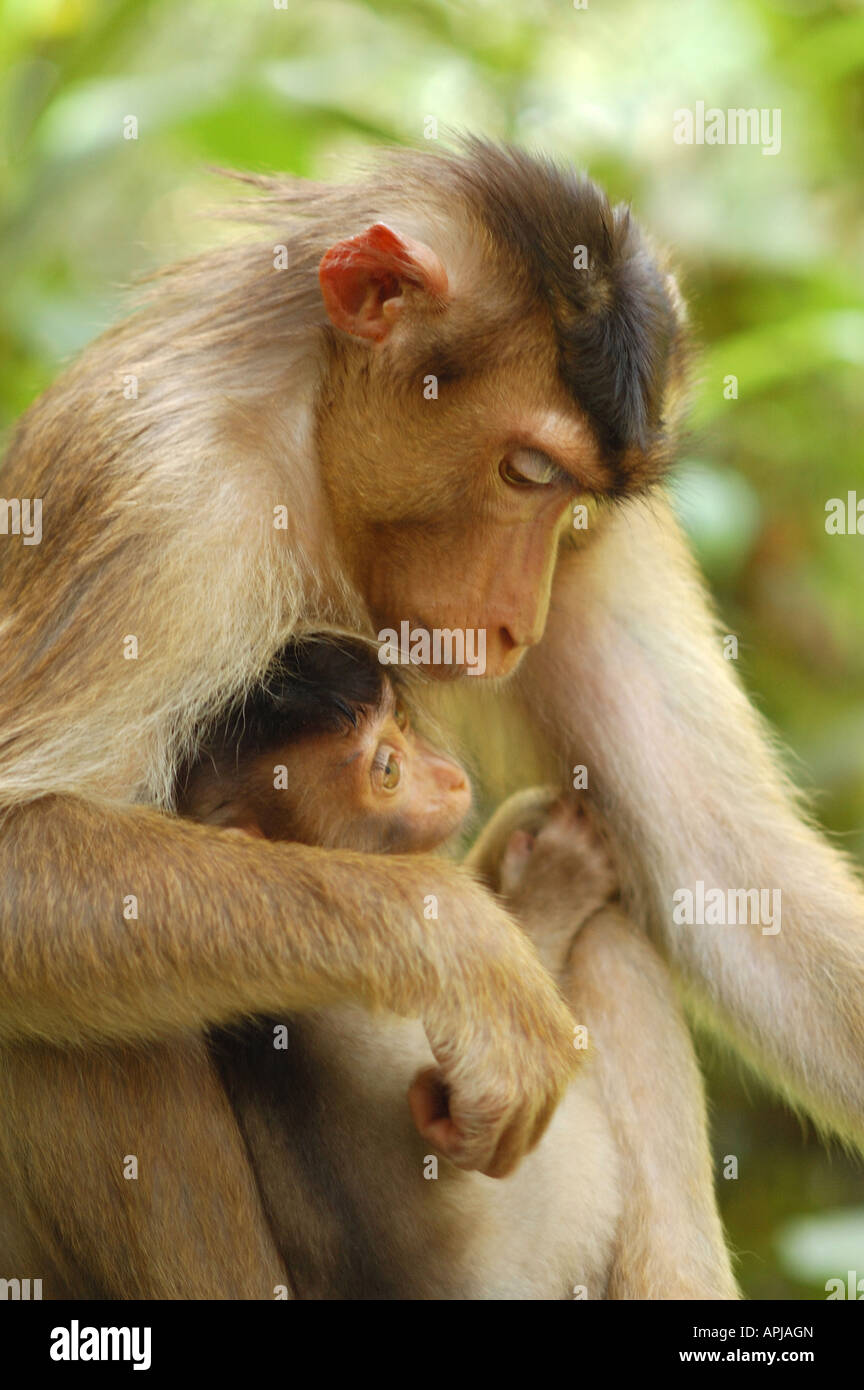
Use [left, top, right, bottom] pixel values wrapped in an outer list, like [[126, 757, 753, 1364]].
[[469, 788, 619, 976]]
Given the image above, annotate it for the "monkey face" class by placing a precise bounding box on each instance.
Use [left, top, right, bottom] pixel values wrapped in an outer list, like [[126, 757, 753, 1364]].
[[317, 264, 609, 678], [314, 172, 684, 680], [237, 682, 472, 855]]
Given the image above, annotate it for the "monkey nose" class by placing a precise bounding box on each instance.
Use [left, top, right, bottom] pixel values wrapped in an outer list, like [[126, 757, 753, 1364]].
[[436, 761, 472, 810], [444, 764, 470, 794], [485, 628, 528, 678]]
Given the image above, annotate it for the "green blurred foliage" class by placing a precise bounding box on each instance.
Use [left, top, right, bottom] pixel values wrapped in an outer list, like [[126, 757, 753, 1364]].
[[1, 0, 862, 1300]]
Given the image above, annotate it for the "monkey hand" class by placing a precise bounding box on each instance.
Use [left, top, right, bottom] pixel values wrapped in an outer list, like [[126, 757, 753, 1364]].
[[467, 788, 619, 977], [407, 879, 579, 1180], [499, 793, 618, 920]]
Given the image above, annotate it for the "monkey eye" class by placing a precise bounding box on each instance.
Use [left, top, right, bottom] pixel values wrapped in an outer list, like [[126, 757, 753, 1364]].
[[372, 746, 402, 792], [499, 448, 559, 488]]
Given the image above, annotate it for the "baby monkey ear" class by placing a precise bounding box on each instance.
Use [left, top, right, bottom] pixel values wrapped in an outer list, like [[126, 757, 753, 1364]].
[[318, 223, 448, 342], [221, 823, 266, 840]]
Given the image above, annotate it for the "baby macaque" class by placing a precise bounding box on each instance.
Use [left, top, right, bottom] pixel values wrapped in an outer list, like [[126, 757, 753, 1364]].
[[179, 638, 470, 853], [181, 638, 737, 1300]]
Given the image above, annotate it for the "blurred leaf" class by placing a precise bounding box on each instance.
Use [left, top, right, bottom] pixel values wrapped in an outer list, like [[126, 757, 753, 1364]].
[[777, 1207, 864, 1282], [693, 311, 864, 423]]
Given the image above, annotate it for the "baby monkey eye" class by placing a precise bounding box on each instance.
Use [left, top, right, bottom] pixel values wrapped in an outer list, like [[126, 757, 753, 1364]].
[[499, 448, 558, 489], [372, 746, 401, 791]]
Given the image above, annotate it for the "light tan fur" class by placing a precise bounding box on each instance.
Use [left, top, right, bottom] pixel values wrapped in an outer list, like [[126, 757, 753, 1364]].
[[0, 150, 595, 1197], [0, 142, 859, 1297], [210, 784, 736, 1299], [0, 709, 735, 1299], [468, 789, 738, 1298], [511, 498, 864, 1147]]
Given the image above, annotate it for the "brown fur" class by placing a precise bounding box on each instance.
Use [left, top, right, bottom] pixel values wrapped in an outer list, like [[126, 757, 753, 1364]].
[[0, 140, 859, 1297], [0, 672, 736, 1299], [0, 1037, 285, 1298], [204, 780, 736, 1300]]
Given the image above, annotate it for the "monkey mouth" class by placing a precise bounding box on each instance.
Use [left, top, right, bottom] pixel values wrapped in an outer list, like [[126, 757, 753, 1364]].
[[424, 662, 470, 683], [375, 619, 489, 680]]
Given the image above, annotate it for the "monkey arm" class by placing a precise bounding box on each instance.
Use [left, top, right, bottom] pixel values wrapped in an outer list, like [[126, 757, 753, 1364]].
[[564, 910, 739, 1300], [518, 491, 864, 1148], [0, 1035, 288, 1299], [467, 790, 736, 1297], [0, 794, 576, 1177]]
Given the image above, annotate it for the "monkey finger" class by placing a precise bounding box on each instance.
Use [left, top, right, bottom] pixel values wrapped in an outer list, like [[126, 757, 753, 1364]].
[[482, 1071, 572, 1177], [407, 1067, 460, 1153], [410, 1066, 540, 1173], [478, 1109, 535, 1179], [527, 1091, 561, 1154], [410, 1082, 506, 1173], [498, 829, 537, 896]]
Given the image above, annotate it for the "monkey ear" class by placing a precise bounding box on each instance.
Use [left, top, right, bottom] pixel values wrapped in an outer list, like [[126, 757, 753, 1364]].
[[319, 223, 448, 342], [218, 820, 266, 839]]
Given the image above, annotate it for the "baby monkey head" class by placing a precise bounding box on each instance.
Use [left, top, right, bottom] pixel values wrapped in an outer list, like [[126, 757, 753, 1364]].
[[180, 638, 471, 854]]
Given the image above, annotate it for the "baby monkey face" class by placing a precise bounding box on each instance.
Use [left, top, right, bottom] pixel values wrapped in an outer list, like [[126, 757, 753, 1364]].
[[247, 680, 472, 855]]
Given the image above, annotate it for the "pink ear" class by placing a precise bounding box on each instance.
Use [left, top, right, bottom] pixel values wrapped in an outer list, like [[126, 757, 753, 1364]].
[[318, 223, 448, 342]]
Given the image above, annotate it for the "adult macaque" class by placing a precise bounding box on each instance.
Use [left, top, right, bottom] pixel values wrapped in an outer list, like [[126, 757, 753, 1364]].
[[0, 139, 862, 1291]]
